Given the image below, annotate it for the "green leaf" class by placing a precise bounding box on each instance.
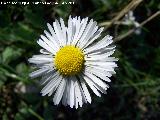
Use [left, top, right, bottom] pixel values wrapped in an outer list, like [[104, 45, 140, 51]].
[[15, 113, 25, 120], [24, 7, 45, 29], [16, 63, 30, 78], [2, 47, 23, 64], [2, 113, 9, 120], [12, 23, 38, 42], [0, 70, 7, 87], [43, 106, 55, 120]]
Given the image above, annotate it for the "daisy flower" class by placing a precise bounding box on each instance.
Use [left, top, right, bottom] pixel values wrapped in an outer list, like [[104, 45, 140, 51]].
[[28, 16, 118, 108], [123, 11, 141, 35]]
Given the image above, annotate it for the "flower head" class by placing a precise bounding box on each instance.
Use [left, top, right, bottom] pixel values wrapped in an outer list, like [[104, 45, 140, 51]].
[[123, 11, 141, 35], [28, 16, 118, 108]]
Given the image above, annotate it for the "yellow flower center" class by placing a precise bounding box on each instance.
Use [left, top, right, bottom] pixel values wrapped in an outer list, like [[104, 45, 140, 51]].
[[54, 46, 84, 76]]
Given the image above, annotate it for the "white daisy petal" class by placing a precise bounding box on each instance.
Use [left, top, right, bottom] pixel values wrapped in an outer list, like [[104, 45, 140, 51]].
[[74, 80, 83, 109], [40, 49, 51, 54], [55, 19, 66, 46], [69, 76, 76, 108], [86, 65, 116, 76], [60, 18, 67, 45], [78, 20, 98, 49], [44, 30, 59, 51], [41, 72, 60, 95], [84, 70, 109, 90], [85, 46, 116, 56], [85, 65, 112, 77], [71, 18, 86, 46], [78, 75, 91, 103], [32, 54, 53, 58], [85, 61, 118, 68], [28, 55, 53, 65], [93, 84, 107, 94], [84, 35, 113, 54], [82, 27, 104, 49], [39, 70, 56, 85], [37, 39, 56, 54], [67, 16, 73, 45], [62, 80, 69, 106], [66, 78, 71, 106], [53, 20, 64, 47], [29, 67, 49, 79], [76, 17, 89, 44], [79, 25, 98, 49], [79, 85, 87, 104], [85, 54, 118, 61], [72, 16, 81, 46], [83, 73, 108, 94], [47, 23, 60, 47], [53, 78, 67, 105], [69, 17, 77, 45], [48, 89, 54, 96], [77, 19, 94, 47], [40, 34, 58, 53], [85, 67, 111, 82], [34, 63, 54, 69], [83, 75, 101, 97]]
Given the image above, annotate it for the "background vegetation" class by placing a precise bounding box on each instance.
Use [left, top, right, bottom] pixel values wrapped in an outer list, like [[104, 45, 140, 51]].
[[0, 0, 160, 120]]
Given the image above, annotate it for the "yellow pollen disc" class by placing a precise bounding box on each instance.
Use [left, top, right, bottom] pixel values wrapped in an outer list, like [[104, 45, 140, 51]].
[[54, 45, 85, 76]]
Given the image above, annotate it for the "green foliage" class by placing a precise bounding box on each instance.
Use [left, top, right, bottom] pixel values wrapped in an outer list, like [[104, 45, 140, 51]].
[[0, 0, 160, 120]]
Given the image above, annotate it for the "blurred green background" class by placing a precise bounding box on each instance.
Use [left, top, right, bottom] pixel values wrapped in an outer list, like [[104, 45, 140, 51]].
[[0, 0, 160, 120]]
